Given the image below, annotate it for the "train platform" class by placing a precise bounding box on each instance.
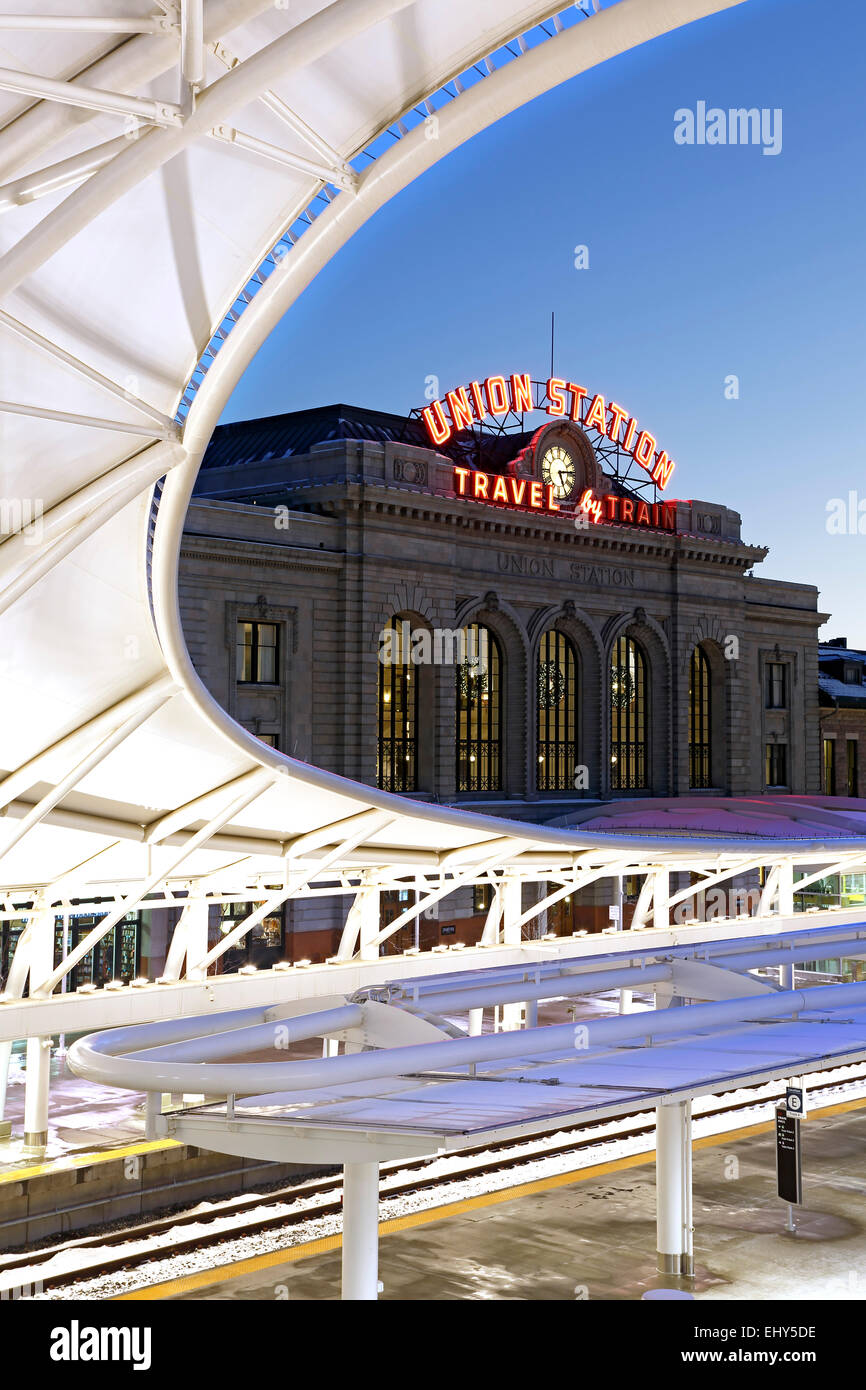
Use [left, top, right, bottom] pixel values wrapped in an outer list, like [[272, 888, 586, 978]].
[[0, 1055, 150, 1173], [161, 1097, 866, 1302]]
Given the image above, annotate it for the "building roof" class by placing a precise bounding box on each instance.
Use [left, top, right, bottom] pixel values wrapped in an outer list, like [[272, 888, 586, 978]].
[[200, 403, 535, 479], [818, 644, 866, 707], [552, 795, 866, 840]]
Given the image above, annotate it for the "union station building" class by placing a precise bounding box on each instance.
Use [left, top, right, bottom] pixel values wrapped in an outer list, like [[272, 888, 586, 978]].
[[170, 373, 827, 960]]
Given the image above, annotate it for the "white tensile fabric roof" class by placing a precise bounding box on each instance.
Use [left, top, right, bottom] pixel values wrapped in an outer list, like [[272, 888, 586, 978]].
[[2, 0, 835, 928]]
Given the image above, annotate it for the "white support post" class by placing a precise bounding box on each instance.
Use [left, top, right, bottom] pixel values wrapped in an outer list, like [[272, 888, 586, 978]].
[[468, 1008, 484, 1035], [778, 859, 794, 917], [500, 875, 523, 1030], [358, 879, 381, 962], [23, 909, 55, 1152], [341, 1161, 380, 1300], [144, 1090, 160, 1141], [178, 901, 210, 982], [758, 864, 780, 918], [653, 870, 669, 932], [655, 1100, 693, 1277], [631, 873, 655, 931], [616, 872, 631, 1013], [338, 871, 381, 961]]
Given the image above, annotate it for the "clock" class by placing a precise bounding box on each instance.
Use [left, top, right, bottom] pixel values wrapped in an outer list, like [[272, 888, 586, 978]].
[[541, 444, 576, 501]]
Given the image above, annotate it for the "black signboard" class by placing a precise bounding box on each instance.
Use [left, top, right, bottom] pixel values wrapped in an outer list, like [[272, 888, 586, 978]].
[[776, 1104, 803, 1205], [786, 1085, 804, 1116]]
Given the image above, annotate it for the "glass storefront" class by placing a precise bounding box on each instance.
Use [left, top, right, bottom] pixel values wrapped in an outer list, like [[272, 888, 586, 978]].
[[211, 901, 285, 973]]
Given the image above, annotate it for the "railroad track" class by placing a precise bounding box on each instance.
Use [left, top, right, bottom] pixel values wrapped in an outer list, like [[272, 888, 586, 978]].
[[5, 1064, 866, 1298]]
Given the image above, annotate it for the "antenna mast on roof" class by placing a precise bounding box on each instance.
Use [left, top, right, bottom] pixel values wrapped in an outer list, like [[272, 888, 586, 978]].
[[549, 310, 555, 379]]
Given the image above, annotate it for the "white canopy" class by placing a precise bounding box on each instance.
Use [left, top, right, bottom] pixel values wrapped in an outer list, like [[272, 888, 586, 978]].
[[3, 0, 824, 960]]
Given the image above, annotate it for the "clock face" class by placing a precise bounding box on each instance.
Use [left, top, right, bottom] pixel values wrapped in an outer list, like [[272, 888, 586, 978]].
[[541, 444, 576, 501]]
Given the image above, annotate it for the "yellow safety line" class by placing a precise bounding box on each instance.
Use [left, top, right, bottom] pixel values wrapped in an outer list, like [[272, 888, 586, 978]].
[[0, 1136, 179, 1186], [114, 1092, 866, 1301]]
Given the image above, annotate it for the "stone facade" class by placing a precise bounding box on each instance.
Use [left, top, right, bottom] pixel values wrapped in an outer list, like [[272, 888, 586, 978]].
[[176, 405, 827, 955]]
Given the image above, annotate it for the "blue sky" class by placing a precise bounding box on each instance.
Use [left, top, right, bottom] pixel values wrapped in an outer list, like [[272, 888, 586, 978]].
[[224, 0, 866, 642]]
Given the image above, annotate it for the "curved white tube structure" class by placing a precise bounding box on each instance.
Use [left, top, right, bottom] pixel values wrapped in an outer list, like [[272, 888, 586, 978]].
[[67, 980, 866, 1097]]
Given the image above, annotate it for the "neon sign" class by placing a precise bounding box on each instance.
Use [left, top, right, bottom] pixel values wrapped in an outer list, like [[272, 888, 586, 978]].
[[453, 466, 560, 513], [422, 372, 676, 490], [578, 488, 677, 531]]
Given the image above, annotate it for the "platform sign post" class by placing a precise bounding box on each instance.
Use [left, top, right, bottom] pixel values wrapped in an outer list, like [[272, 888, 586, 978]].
[[776, 1100, 803, 1230]]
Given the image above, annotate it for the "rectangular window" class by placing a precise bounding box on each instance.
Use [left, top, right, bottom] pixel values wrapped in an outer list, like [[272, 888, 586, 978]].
[[766, 662, 788, 709], [823, 738, 836, 795], [236, 620, 279, 684], [765, 742, 788, 787], [847, 739, 858, 798]]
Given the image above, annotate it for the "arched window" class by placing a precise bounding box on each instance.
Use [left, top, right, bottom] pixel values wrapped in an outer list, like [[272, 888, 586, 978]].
[[377, 617, 417, 792], [456, 624, 501, 792], [610, 635, 648, 790], [537, 630, 577, 791], [689, 645, 712, 788]]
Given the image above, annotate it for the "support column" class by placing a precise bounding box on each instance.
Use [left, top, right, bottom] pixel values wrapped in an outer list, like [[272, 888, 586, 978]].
[[341, 1161, 380, 1300], [653, 870, 670, 932], [778, 860, 794, 919], [656, 1100, 693, 1277], [338, 872, 381, 961], [24, 909, 55, 1153], [468, 1008, 484, 1035], [500, 875, 524, 1030]]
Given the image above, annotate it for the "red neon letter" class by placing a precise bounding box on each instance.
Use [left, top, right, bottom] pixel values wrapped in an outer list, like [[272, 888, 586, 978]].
[[621, 499, 635, 522], [492, 475, 509, 503], [662, 502, 677, 530], [583, 392, 607, 435], [604, 494, 619, 521], [473, 471, 489, 499], [447, 386, 474, 432], [607, 401, 629, 443], [546, 484, 560, 512], [453, 466, 471, 495], [566, 383, 587, 421], [510, 373, 533, 414], [485, 376, 509, 415], [510, 478, 527, 506], [622, 417, 638, 453], [422, 400, 450, 446], [637, 501, 651, 525], [529, 481, 543, 509], [633, 430, 657, 471], [469, 380, 486, 420], [652, 451, 675, 489], [546, 377, 567, 416]]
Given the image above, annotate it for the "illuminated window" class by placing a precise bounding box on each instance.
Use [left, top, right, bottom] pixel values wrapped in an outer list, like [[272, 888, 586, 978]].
[[537, 630, 577, 791], [610, 636, 648, 790], [848, 740, 859, 798], [473, 883, 495, 913], [766, 661, 787, 709], [377, 617, 417, 792], [456, 624, 501, 793], [236, 621, 279, 684], [766, 743, 788, 788], [823, 738, 835, 795], [688, 645, 712, 789]]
